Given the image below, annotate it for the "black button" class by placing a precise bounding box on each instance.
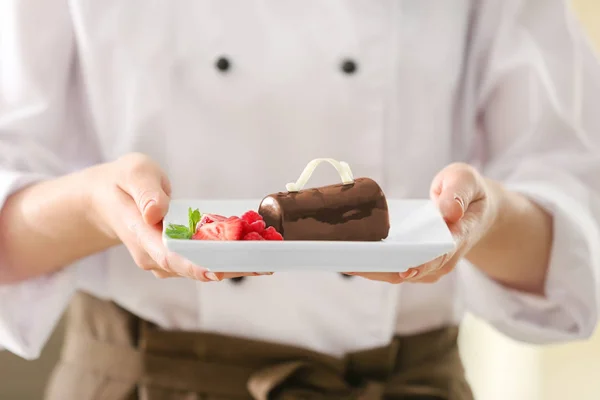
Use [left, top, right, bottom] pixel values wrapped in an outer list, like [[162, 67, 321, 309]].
[[340, 273, 354, 279], [215, 56, 231, 72], [230, 277, 245, 284], [341, 59, 358, 74]]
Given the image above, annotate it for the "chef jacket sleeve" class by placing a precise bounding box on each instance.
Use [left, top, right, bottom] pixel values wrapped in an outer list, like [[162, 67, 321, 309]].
[[0, 0, 104, 359], [457, 0, 600, 343]]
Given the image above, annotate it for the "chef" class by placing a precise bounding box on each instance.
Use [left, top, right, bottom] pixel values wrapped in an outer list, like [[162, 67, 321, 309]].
[[1, 0, 600, 399]]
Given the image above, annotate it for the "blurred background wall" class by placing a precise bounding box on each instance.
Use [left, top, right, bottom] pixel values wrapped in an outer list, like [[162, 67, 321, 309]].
[[1, 0, 600, 399]]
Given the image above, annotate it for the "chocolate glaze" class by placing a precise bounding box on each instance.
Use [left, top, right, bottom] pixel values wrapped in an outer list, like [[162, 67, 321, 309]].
[[258, 177, 390, 241]]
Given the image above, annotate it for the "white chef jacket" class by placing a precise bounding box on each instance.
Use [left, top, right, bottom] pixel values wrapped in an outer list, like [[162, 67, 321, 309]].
[[1, 0, 600, 361]]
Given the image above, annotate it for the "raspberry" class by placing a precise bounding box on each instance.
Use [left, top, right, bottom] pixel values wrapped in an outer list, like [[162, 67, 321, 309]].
[[248, 220, 266, 233], [243, 232, 264, 240], [261, 226, 283, 241], [241, 210, 263, 224]]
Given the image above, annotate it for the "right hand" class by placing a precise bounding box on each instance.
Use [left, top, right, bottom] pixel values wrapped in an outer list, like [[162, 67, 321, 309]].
[[87, 153, 258, 281]]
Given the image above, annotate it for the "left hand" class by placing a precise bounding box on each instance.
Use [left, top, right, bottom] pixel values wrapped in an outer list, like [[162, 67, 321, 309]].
[[347, 163, 500, 284]]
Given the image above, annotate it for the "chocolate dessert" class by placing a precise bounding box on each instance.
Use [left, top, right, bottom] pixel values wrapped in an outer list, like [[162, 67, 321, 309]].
[[258, 159, 390, 241]]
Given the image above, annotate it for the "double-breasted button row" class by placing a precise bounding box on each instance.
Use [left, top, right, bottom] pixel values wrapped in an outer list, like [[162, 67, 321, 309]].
[[214, 56, 358, 75], [214, 52, 357, 286]]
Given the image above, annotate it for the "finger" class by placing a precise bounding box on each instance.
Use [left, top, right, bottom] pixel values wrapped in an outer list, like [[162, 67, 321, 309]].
[[128, 246, 162, 272], [401, 253, 450, 282], [399, 267, 422, 280], [117, 154, 171, 225], [114, 183, 270, 281], [134, 222, 209, 280], [349, 257, 442, 283], [412, 273, 444, 284], [151, 269, 178, 279], [351, 250, 453, 284], [430, 163, 482, 224], [124, 228, 258, 281], [415, 253, 447, 276], [122, 233, 194, 279], [406, 252, 459, 283], [112, 191, 209, 281], [132, 224, 261, 281], [220, 272, 266, 279], [351, 272, 405, 284], [409, 261, 456, 283], [352, 248, 458, 285], [161, 174, 172, 197], [111, 190, 258, 282]]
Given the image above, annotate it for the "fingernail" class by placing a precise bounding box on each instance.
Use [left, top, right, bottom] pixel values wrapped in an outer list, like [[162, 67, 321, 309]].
[[256, 272, 274, 276], [399, 269, 415, 279], [453, 195, 465, 211], [204, 272, 220, 281], [408, 270, 419, 279], [143, 199, 156, 213]]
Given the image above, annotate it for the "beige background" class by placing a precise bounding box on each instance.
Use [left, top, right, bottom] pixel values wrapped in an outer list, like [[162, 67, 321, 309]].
[[1, 1, 600, 399]]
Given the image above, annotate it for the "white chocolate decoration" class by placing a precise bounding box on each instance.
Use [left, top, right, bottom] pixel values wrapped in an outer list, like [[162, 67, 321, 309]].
[[286, 158, 355, 192]]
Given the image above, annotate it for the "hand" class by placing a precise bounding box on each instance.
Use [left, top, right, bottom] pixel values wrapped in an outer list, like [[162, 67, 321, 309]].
[[87, 153, 259, 282], [348, 163, 499, 284]]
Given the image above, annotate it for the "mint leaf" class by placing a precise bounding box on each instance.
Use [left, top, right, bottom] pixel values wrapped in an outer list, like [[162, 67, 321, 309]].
[[165, 224, 192, 239], [165, 208, 202, 240], [188, 208, 201, 233]]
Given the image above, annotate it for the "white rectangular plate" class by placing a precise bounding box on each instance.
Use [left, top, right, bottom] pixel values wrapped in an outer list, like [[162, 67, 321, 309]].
[[163, 199, 455, 272]]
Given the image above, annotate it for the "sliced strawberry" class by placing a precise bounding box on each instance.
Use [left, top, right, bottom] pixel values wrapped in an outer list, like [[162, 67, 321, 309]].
[[192, 217, 244, 241], [192, 223, 223, 240], [262, 226, 283, 241], [220, 217, 245, 240], [199, 213, 227, 226], [241, 210, 263, 224], [243, 232, 264, 240]]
